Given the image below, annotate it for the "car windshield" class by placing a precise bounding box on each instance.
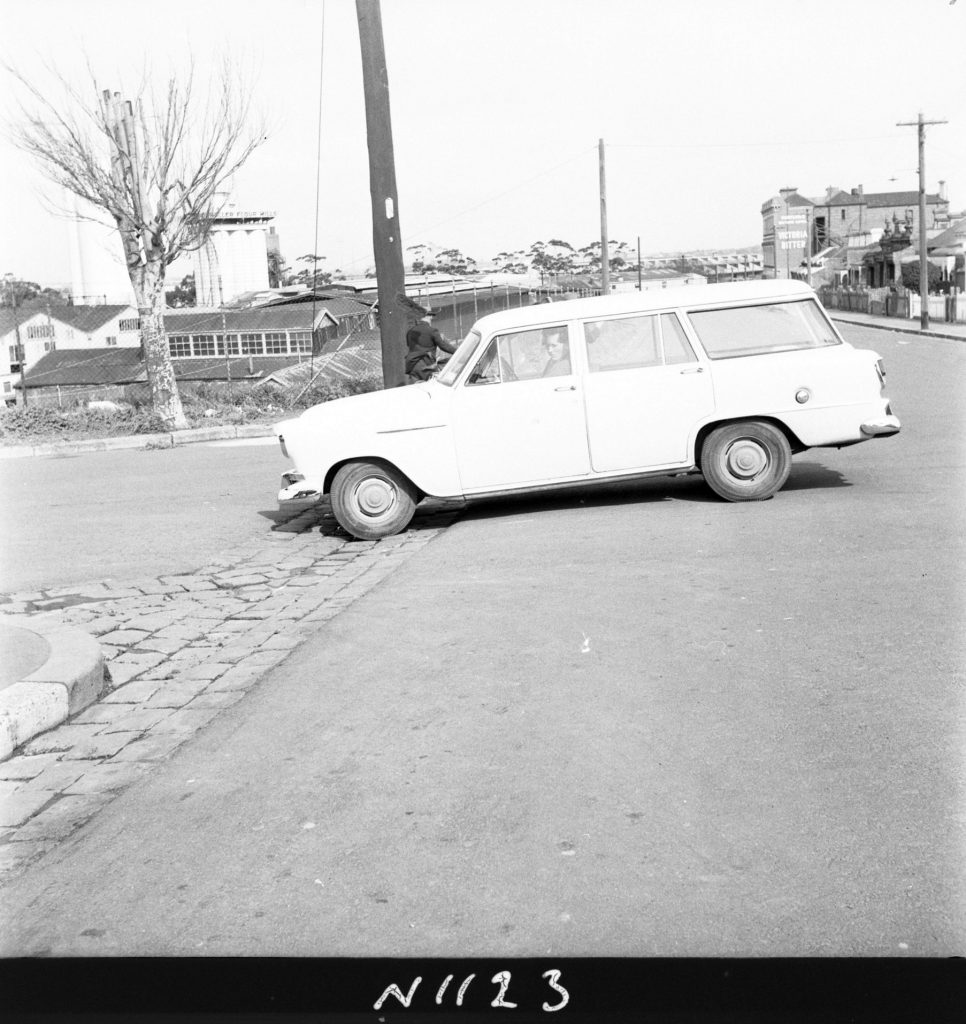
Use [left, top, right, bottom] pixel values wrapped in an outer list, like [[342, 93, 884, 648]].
[[436, 329, 481, 386]]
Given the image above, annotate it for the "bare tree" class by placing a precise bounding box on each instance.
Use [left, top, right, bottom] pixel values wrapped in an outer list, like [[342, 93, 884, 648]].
[[5, 62, 266, 429]]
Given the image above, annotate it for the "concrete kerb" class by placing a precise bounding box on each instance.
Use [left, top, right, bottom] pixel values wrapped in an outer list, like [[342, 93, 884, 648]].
[[0, 423, 275, 460], [0, 615, 107, 761]]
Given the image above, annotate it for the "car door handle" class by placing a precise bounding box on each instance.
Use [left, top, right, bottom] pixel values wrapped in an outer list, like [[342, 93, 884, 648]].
[[679, 367, 704, 374], [554, 385, 577, 392]]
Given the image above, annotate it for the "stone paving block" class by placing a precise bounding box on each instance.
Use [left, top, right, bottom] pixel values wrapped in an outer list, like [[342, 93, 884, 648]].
[[101, 679, 164, 704], [22, 722, 101, 755], [229, 608, 275, 620], [135, 636, 188, 655], [0, 752, 61, 780], [205, 665, 264, 691], [108, 732, 189, 763], [259, 632, 302, 651], [123, 612, 183, 632], [175, 662, 232, 682], [216, 573, 270, 587], [71, 702, 134, 725], [142, 679, 212, 708], [235, 588, 275, 604], [153, 624, 207, 641], [186, 691, 246, 710], [149, 707, 220, 736], [69, 731, 144, 760], [207, 644, 261, 664], [160, 576, 217, 592], [1, 779, 23, 801], [11, 792, 114, 842], [0, 788, 56, 827], [212, 619, 259, 634], [99, 628, 152, 646], [133, 580, 187, 596], [107, 653, 167, 685], [98, 707, 174, 734], [63, 761, 151, 795], [20, 761, 88, 793], [239, 649, 290, 670]]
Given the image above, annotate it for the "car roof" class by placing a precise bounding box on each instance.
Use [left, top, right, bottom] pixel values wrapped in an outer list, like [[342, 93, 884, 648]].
[[470, 279, 816, 335]]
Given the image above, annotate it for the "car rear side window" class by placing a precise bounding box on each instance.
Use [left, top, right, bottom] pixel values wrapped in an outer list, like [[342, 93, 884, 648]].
[[687, 299, 840, 359], [584, 314, 661, 372], [584, 313, 698, 371]]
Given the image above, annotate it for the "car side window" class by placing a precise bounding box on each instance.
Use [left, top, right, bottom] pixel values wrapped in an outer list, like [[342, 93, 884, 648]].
[[660, 313, 698, 365], [466, 327, 571, 385], [584, 314, 661, 372]]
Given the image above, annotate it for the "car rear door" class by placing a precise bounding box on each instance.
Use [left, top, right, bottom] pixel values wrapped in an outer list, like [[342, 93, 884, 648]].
[[581, 311, 715, 471]]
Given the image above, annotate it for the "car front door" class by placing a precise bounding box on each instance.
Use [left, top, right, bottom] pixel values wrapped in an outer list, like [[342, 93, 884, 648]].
[[581, 311, 716, 471], [452, 324, 591, 491]]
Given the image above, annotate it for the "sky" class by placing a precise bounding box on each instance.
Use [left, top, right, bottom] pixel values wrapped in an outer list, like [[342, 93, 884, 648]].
[[1, 0, 964, 289]]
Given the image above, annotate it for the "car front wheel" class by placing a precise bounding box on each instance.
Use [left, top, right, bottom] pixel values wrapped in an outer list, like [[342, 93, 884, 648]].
[[700, 421, 792, 502], [330, 460, 418, 539]]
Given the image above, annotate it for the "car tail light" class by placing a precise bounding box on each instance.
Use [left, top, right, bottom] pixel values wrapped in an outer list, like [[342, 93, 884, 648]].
[[278, 434, 289, 458], [875, 358, 886, 387]]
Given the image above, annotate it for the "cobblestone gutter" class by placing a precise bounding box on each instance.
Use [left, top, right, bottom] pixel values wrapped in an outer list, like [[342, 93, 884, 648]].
[[0, 499, 462, 882]]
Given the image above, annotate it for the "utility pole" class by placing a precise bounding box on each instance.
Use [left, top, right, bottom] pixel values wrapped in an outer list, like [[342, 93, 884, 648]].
[[599, 139, 609, 295], [3, 275, 27, 408], [356, 0, 407, 387], [805, 208, 812, 287], [897, 112, 947, 329]]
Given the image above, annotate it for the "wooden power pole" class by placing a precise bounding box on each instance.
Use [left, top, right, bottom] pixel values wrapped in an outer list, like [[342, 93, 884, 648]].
[[897, 112, 948, 330], [356, 0, 407, 387], [599, 138, 610, 294]]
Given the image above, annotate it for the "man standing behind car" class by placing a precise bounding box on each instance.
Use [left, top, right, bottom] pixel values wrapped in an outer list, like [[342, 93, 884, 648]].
[[405, 307, 457, 383]]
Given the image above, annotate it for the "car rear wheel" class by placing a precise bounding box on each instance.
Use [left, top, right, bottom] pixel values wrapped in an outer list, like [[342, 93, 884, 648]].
[[701, 421, 792, 502], [330, 460, 418, 539]]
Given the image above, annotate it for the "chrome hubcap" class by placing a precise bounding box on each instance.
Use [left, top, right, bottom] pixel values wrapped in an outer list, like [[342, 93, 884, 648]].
[[355, 478, 395, 517], [726, 439, 768, 479]]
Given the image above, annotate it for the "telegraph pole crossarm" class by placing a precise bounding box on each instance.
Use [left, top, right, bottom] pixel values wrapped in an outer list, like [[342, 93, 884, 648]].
[[897, 112, 948, 330]]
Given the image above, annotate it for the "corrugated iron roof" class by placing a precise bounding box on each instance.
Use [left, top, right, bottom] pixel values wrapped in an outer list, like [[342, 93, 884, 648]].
[[928, 217, 966, 251], [22, 347, 315, 387], [259, 293, 374, 316], [47, 305, 135, 332], [1, 306, 54, 337], [162, 307, 334, 333], [23, 347, 146, 387]]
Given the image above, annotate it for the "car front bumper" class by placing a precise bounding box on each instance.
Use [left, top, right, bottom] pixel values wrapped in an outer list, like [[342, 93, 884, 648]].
[[278, 472, 323, 504]]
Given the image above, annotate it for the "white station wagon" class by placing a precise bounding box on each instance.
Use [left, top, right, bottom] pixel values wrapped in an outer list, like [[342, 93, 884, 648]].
[[275, 280, 899, 539]]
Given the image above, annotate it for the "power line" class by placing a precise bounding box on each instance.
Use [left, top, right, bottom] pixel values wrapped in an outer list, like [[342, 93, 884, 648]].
[[896, 111, 948, 330]]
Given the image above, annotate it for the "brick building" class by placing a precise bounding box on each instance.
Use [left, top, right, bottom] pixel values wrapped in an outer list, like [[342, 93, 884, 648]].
[[762, 183, 952, 280]]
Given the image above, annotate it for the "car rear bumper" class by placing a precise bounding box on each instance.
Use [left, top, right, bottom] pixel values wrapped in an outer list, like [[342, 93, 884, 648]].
[[859, 414, 901, 438]]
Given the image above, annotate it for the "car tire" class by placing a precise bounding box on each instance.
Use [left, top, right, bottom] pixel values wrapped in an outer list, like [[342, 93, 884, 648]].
[[330, 460, 419, 539], [700, 421, 792, 502]]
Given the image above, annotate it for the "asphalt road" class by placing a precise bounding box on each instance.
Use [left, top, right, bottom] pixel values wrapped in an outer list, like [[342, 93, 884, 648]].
[[1, 325, 964, 960], [1, 438, 285, 594]]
